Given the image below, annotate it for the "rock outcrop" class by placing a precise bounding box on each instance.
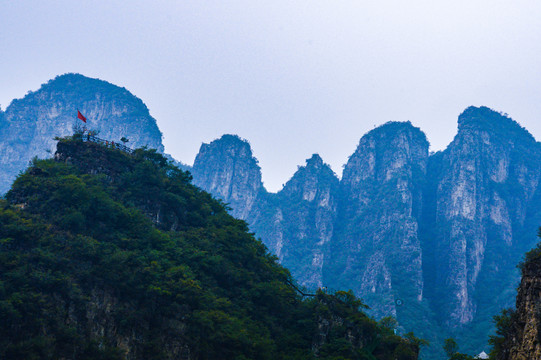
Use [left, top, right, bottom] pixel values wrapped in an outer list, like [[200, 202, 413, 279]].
[[493, 238, 541, 360], [191, 137, 341, 289], [270, 154, 339, 288], [191, 134, 264, 221], [0, 73, 164, 194]]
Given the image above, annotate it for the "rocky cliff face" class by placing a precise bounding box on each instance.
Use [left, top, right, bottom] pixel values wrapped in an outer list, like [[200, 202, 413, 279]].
[[3, 74, 539, 356], [191, 134, 264, 221], [270, 154, 339, 288], [493, 241, 541, 360], [191, 137, 341, 289], [190, 135, 282, 260], [3, 136, 419, 360], [333, 122, 428, 318], [0, 73, 163, 194], [423, 107, 541, 332]]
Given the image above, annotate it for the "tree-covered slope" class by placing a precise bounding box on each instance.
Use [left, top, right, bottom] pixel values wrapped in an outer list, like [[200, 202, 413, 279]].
[[0, 136, 421, 360]]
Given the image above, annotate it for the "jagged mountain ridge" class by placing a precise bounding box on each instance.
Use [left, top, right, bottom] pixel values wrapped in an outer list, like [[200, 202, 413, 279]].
[[0, 73, 164, 194], [192, 138, 343, 289], [191, 107, 541, 356]]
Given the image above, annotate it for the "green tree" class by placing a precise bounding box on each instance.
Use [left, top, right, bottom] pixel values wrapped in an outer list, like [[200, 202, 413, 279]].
[[443, 338, 458, 358]]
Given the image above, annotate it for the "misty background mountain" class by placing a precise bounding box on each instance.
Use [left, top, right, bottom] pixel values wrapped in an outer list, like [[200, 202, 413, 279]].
[[1, 73, 540, 357], [0, 74, 165, 194]]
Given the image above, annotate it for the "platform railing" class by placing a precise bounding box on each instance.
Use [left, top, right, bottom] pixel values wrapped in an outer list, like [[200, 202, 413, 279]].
[[82, 134, 133, 154]]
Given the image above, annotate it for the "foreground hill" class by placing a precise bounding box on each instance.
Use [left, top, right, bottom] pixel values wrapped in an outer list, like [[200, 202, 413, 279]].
[[0, 135, 421, 360]]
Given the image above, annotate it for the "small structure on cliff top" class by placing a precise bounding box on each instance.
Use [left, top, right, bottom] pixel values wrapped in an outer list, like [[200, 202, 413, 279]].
[[79, 132, 133, 154]]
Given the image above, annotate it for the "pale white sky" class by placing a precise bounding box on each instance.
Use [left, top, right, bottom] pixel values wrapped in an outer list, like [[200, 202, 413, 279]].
[[2, 1, 541, 191]]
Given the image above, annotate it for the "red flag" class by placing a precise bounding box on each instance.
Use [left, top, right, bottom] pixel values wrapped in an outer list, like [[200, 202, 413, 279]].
[[77, 110, 87, 123]]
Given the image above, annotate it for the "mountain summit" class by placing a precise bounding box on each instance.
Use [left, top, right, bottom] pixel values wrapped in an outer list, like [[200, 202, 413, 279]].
[[191, 134, 265, 220], [0, 73, 163, 194]]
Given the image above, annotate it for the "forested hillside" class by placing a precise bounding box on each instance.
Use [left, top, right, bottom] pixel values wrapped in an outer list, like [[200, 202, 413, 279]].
[[0, 135, 421, 360]]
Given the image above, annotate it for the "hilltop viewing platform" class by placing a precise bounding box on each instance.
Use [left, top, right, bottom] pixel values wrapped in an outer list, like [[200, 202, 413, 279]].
[[76, 132, 133, 154]]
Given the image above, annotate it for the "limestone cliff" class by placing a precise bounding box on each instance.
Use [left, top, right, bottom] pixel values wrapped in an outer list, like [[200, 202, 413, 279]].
[[2, 136, 419, 360], [0, 73, 163, 194], [189, 108, 541, 357], [191, 137, 341, 290], [191, 134, 265, 221], [423, 107, 541, 332], [333, 121, 428, 318], [270, 154, 339, 289], [5, 74, 539, 357]]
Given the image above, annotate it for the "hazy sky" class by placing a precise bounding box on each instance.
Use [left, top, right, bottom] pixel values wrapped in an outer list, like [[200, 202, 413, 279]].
[[2, 1, 541, 191]]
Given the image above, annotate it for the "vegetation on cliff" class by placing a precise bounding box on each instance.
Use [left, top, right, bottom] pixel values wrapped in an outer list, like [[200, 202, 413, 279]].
[[0, 136, 422, 359], [488, 229, 541, 360]]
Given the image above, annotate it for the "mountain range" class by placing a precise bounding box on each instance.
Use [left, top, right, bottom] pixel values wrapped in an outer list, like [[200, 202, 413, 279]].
[[1, 73, 540, 357], [190, 108, 541, 356]]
